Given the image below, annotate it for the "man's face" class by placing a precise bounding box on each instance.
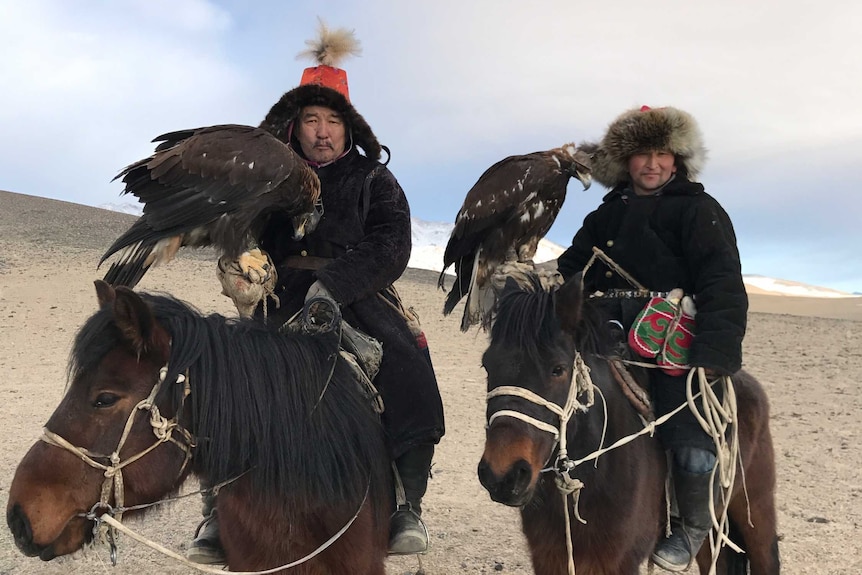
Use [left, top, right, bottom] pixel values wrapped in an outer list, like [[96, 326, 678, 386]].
[[296, 105, 347, 164], [627, 150, 677, 196]]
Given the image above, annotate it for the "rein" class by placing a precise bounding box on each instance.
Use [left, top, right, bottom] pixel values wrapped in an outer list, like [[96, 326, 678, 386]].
[[41, 359, 369, 573], [486, 352, 741, 575], [96, 485, 370, 575]]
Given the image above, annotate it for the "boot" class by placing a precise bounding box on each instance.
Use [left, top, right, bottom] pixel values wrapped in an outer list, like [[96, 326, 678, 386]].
[[186, 487, 226, 564], [652, 448, 716, 572], [389, 444, 434, 555]]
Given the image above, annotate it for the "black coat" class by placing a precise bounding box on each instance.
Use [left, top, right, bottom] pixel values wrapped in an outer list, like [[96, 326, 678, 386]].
[[258, 149, 445, 458], [557, 178, 747, 374]]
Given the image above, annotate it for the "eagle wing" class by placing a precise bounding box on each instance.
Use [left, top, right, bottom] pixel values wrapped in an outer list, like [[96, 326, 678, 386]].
[[100, 124, 320, 287]]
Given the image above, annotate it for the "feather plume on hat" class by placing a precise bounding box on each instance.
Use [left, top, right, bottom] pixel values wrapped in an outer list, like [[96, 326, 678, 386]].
[[259, 18, 382, 161], [296, 18, 362, 67]]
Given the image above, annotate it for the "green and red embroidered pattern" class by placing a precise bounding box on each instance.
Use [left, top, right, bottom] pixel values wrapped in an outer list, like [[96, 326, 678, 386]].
[[628, 296, 695, 376]]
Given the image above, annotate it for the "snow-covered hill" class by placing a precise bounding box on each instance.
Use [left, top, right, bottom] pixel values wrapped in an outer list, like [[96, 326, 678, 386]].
[[100, 202, 856, 299]]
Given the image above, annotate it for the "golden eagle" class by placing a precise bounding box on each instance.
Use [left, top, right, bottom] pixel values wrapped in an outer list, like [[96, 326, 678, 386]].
[[99, 124, 321, 288], [438, 143, 592, 330]]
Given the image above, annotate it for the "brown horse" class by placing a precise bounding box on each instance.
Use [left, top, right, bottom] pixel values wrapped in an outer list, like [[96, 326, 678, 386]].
[[477, 275, 779, 574], [7, 281, 392, 574]]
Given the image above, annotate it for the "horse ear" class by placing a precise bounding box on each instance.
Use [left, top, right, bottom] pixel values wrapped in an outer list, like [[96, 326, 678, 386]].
[[94, 279, 116, 308], [113, 286, 157, 355], [555, 276, 584, 334]]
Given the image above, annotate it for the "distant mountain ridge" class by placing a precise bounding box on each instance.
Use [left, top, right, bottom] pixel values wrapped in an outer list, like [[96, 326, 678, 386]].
[[100, 202, 856, 299]]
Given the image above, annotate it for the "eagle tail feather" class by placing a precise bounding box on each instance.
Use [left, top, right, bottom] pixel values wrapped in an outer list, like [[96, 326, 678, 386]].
[[101, 242, 155, 288], [442, 254, 475, 316], [461, 250, 486, 331], [437, 268, 448, 291]]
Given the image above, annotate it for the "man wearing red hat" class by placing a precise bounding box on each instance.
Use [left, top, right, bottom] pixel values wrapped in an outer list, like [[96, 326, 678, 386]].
[[557, 106, 748, 572], [186, 23, 444, 563]]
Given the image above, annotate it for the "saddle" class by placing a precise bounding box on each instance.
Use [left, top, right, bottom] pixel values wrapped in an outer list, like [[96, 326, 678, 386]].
[[280, 296, 385, 414]]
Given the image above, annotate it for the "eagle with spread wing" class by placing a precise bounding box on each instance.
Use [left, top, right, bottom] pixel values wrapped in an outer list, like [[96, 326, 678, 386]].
[[99, 124, 321, 288], [438, 143, 593, 330]]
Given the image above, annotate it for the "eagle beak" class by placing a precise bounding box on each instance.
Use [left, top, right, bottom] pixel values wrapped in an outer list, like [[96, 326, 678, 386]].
[[572, 149, 593, 191], [292, 200, 324, 240], [575, 168, 592, 191]]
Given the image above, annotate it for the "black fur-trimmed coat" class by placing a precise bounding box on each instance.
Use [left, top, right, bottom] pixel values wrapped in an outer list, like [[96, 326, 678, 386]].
[[556, 178, 747, 374], [258, 148, 445, 458]]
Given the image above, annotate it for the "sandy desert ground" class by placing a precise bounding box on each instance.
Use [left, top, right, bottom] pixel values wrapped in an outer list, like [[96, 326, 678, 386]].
[[1, 189, 861, 574]]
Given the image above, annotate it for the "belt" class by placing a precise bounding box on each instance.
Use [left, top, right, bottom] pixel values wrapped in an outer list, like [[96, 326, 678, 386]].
[[283, 255, 333, 271], [591, 289, 670, 299]]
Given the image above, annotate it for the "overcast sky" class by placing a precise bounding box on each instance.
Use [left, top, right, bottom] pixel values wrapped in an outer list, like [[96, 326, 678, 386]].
[[2, 0, 860, 292]]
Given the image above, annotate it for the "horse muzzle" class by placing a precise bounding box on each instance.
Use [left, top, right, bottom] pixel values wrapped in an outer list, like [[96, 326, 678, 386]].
[[6, 502, 93, 561], [477, 457, 536, 507]]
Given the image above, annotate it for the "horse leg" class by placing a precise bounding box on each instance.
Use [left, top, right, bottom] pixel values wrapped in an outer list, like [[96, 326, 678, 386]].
[[320, 506, 387, 575], [725, 478, 780, 575], [529, 546, 573, 575], [695, 451, 780, 573]]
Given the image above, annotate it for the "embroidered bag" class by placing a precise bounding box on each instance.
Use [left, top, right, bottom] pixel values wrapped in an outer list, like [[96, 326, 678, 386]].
[[656, 296, 696, 376], [628, 290, 696, 376]]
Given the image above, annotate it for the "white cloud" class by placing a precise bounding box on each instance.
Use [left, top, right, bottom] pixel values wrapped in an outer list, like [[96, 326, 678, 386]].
[[2, 0, 860, 291]]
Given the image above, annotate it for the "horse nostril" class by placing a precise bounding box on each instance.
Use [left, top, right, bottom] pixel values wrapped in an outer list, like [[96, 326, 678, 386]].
[[477, 459, 493, 489], [7, 503, 38, 556], [478, 457, 535, 505], [510, 459, 532, 494]]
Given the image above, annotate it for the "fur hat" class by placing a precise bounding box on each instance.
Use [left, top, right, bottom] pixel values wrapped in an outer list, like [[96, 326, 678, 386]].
[[259, 19, 381, 161], [590, 105, 707, 188]]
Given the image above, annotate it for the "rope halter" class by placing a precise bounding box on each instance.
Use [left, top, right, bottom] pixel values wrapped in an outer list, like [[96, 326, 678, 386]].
[[486, 351, 595, 486], [39, 366, 194, 563]]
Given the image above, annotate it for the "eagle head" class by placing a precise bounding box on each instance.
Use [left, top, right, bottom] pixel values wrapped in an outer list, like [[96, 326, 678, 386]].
[[560, 143, 593, 191], [291, 165, 323, 240], [293, 198, 323, 240]]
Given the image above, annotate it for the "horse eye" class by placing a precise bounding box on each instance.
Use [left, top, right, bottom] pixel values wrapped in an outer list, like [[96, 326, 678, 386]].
[[93, 393, 119, 408], [551, 365, 566, 378]]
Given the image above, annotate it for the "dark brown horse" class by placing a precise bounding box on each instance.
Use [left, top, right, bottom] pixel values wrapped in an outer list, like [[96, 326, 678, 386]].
[[7, 281, 392, 574], [477, 276, 779, 574]]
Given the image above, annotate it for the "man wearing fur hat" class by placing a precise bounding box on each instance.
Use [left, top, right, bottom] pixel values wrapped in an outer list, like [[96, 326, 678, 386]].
[[557, 106, 747, 571], [187, 23, 444, 562]]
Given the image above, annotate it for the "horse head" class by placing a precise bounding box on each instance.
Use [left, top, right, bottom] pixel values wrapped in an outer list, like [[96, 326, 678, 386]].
[[6, 281, 192, 560], [477, 274, 587, 507]]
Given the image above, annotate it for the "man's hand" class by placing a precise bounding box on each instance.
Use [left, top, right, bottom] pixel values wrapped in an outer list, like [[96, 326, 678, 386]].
[[305, 279, 333, 302]]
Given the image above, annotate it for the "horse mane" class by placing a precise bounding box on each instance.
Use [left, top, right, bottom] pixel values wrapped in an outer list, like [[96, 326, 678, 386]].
[[491, 274, 613, 360], [69, 293, 390, 517], [490, 275, 559, 364]]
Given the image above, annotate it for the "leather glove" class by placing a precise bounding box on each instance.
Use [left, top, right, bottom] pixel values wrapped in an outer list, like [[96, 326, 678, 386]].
[[305, 279, 333, 302]]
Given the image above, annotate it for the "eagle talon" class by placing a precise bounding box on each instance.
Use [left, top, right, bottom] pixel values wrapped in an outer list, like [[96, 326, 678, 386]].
[[238, 249, 273, 284]]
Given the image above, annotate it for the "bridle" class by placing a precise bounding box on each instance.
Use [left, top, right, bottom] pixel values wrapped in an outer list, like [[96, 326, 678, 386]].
[[486, 350, 596, 480], [40, 365, 194, 526], [485, 349, 599, 575]]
